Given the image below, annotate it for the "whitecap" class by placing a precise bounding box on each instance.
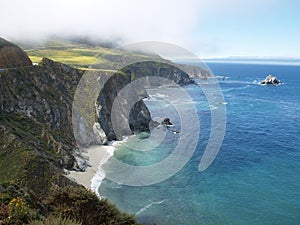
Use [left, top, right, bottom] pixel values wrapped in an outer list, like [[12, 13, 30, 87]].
[[222, 85, 251, 92], [210, 105, 218, 110], [135, 199, 167, 215]]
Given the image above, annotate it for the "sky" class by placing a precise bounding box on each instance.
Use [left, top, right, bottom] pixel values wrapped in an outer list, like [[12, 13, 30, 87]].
[[1, 0, 299, 58]]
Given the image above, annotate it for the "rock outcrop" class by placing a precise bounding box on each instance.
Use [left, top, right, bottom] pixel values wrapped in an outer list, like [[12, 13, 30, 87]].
[[0, 58, 83, 172], [96, 61, 194, 141], [0, 57, 84, 195], [162, 118, 173, 126], [96, 71, 151, 141], [260, 74, 282, 85], [0, 37, 32, 69], [123, 61, 195, 86]]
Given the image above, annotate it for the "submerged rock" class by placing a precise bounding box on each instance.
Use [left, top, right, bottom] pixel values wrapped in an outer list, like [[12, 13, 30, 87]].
[[260, 74, 282, 85]]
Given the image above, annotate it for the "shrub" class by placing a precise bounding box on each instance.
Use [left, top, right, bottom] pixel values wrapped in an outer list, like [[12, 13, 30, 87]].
[[0, 183, 46, 225], [0, 203, 9, 221], [7, 197, 39, 225], [29, 215, 82, 225], [47, 186, 138, 225]]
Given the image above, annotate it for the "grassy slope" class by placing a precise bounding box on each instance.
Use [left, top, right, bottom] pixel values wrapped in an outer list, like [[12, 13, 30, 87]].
[[0, 113, 73, 195], [24, 39, 161, 70]]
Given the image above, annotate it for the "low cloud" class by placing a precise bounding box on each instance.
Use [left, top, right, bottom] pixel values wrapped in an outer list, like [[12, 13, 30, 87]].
[[1, 0, 202, 45], [1, 0, 281, 56]]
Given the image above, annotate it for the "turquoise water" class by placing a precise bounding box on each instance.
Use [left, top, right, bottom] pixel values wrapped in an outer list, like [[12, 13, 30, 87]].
[[99, 63, 300, 225]]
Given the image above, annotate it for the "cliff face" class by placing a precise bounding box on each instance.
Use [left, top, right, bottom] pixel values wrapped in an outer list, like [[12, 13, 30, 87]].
[[0, 58, 194, 172], [95, 61, 194, 141], [74, 61, 195, 144], [97, 72, 151, 141], [124, 61, 195, 85], [0, 58, 82, 168], [0, 39, 197, 224], [0, 37, 32, 69], [0, 59, 84, 194], [0, 45, 195, 195]]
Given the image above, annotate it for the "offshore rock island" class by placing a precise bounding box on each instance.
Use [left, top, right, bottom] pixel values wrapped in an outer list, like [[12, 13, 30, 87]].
[[260, 74, 282, 85]]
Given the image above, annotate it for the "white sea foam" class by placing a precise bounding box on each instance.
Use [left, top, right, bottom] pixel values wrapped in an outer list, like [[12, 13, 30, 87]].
[[210, 105, 218, 110], [214, 75, 231, 79], [147, 93, 169, 100], [135, 199, 166, 215], [257, 82, 284, 86], [91, 137, 129, 198], [90, 147, 114, 197], [222, 84, 251, 92]]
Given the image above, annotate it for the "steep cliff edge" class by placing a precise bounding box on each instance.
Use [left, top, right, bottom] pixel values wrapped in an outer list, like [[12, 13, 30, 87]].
[[96, 61, 194, 141], [0, 58, 83, 171], [0, 37, 32, 69], [0, 58, 195, 181], [0, 59, 85, 200], [0, 38, 197, 224]]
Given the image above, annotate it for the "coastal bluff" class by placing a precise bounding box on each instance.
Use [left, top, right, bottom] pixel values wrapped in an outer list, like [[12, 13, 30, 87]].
[[0, 37, 32, 69], [0, 38, 195, 187], [0, 37, 196, 224]]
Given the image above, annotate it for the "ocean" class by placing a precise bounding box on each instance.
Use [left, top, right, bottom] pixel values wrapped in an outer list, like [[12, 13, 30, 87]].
[[98, 63, 300, 225]]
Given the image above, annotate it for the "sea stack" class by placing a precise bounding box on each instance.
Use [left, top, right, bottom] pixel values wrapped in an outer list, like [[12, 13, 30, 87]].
[[260, 74, 282, 85], [162, 118, 173, 126], [0, 37, 32, 69]]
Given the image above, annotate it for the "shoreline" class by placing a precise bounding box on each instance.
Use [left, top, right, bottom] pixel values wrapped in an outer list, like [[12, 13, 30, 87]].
[[68, 145, 115, 194]]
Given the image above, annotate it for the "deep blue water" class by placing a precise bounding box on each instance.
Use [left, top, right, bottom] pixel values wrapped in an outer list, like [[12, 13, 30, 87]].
[[99, 63, 300, 225]]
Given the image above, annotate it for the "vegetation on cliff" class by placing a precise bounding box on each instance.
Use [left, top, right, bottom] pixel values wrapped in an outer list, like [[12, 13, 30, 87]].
[[23, 39, 161, 71], [0, 37, 202, 225], [0, 182, 138, 225], [0, 38, 141, 225]]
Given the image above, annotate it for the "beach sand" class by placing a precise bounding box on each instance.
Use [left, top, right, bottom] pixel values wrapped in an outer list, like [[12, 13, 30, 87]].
[[68, 145, 114, 190]]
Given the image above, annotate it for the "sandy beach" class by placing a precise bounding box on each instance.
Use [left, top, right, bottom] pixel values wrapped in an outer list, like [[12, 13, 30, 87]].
[[68, 145, 114, 190]]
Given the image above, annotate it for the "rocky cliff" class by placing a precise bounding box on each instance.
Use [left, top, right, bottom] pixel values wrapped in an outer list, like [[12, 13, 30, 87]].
[[96, 70, 152, 142], [0, 37, 32, 69], [123, 61, 195, 85], [74, 61, 195, 145], [0, 57, 140, 224], [0, 38, 198, 224], [0, 58, 195, 182], [0, 58, 84, 195]]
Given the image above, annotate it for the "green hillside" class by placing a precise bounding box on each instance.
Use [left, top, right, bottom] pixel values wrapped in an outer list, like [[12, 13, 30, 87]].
[[24, 39, 162, 70]]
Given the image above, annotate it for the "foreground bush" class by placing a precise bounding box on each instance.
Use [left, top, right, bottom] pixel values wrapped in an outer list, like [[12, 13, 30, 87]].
[[29, 215, 82, 225], [0, 183, 140, 225], [47, 186, 139, 225], [0, 183, 44, 225]]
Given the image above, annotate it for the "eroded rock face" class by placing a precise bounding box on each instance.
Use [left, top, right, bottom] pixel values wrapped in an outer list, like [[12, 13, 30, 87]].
[[0, 39, 196, 198], [0, 58, 83, 169], [260, 75, 282, 85], [0, 42, 195, 173], [0, 37, 32, 69], [97, 61, 195, 141], [123, 61, 194, 86], [97, 72, 151, 141]]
